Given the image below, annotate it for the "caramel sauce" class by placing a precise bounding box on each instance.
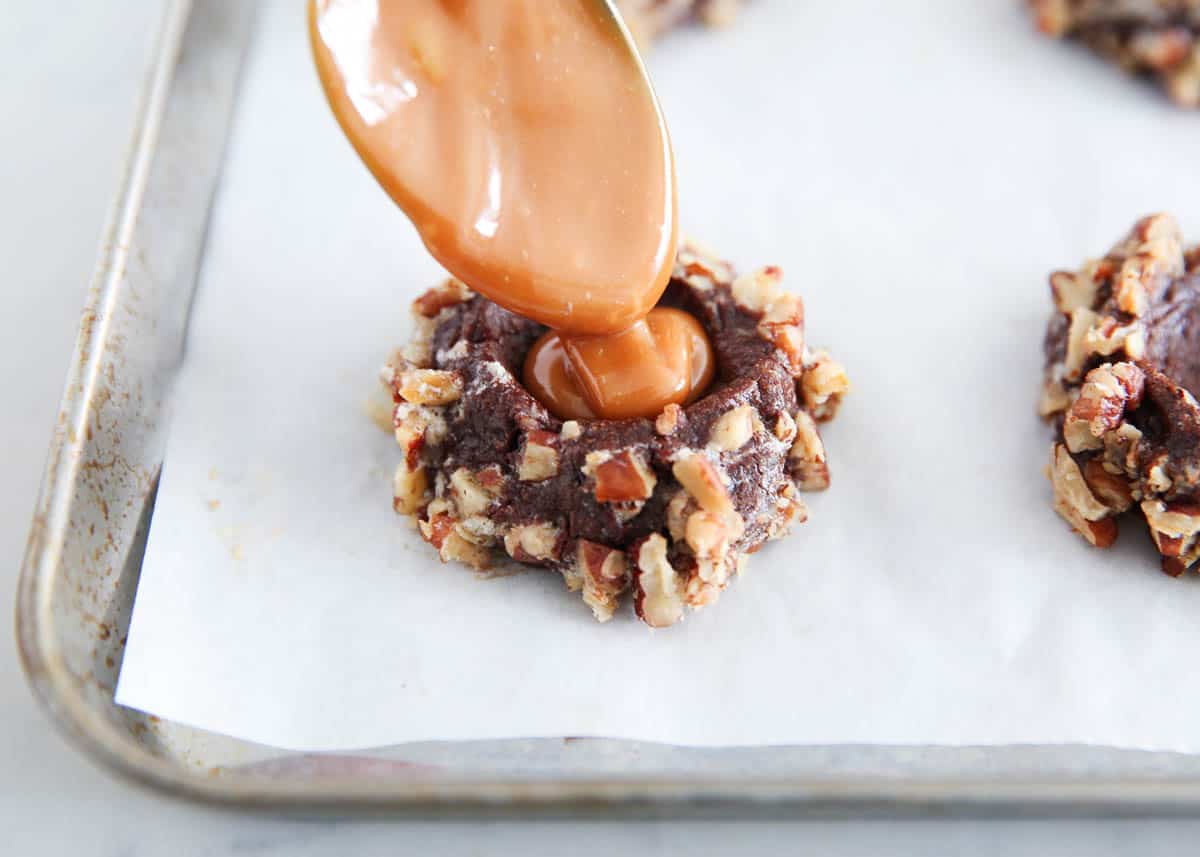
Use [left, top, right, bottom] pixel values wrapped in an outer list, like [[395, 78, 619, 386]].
[[523, 329, 599, 420], [525, 307, 714, 420], [310, 0, 713, 419]]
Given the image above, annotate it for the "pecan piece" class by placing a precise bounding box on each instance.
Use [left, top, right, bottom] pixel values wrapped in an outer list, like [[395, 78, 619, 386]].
[[1062, 362, 1145, 454], [1038, 374, 1071, 419], [412, 278, 472, 318], [392, 403, 448, 469], [800, 352, 849, 422], [633, 534, 685, 628], [504, 522, 563, 564], [1050, 268, 1101, 315], [392, 460, 428, 515], [685, 510, 736, 587], [1142, 500, 1200, 576], [665, 490, 693, 542], [574, 540, 631, 622], [788, 410, 830, 491], [395, 369, 464, 406], [731, 266, 786, 316], [517, 430, 560, 482], [671, 451, 741, 532], [730, 267, 807, 374], [766, 482, 808, 541], [560, 420, 582, 441], [584, 450, 657, 503], [419, 509, 491, 569], [1082, 459, 1134, 514], [708, 404, 759, 452], [655, 403, 684, 436], [1048, 444, 1119, 548], [449, 467, 502, 517]]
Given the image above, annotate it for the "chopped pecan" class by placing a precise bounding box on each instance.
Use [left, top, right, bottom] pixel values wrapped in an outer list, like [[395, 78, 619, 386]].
[[685, 510, 735, 586], [1062, 307, 1100, 381], [412, 278, 472, 318], [683, 570, 722, 610], [1146, 456, 1173, 494], [1085, 315, 1145, 361], [671, 451, 740, 530], [392, 460, 428, 515], [674, 238, 735, 289], [575, 540, 631, 622], [438, 532, 491, 569], [418, 509, 453, 548], [517, 430, 560, 482], [560, 420, 582, 441], [1142, 499, 1200, 576], [665, 490, 693, 543], [1038, 374, 1072, 418], [1118, 214, 1185, 289], [708, 404, 758, 452], [633, 534, 685, 628], [1083, 458, 1133, 514], [504, 522, 563, 563], [773, 411, 798, 445], [788, 410, 830, 491], [1102, 422, 1144, 477], [655, 403, 684, 436], [392, 403, 447, 468], [1062, 307, 1147, 382], [1054, 500, 1118, 549], [455, 515, 501, 546], [1062, 362, 1145, 454], [584, 449, 657, 503], [1048, 444, 1119, 548], [400, 317, 437, 368], [437, 339, 469, 362], [1042, 219, 1181, 387], [800, 352, 849, 422], [1050, 268, 1101, 315], [1030, 0, 1070, 36], [769, 324, 807, 375], [395, 369, 463, 406], [730, 266, 806, 373], [766, 482, 808, 541], [731, 266, 786, 317], [419, 510, 491, 569], [449, 467, 501, 517]]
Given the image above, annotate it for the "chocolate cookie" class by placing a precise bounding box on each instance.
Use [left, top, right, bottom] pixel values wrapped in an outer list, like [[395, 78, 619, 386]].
[[382, 243, 848, 626], [617, 0, 743, 45], [1030, 0, 1200, 106], [1041, 214, 1200, 573]]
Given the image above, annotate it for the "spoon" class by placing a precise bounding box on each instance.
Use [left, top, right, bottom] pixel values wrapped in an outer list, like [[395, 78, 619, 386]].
[[308, 0, 678, 337]]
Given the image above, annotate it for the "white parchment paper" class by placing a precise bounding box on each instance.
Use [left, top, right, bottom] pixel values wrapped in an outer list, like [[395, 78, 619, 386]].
[[116, 0, 1200, 752]]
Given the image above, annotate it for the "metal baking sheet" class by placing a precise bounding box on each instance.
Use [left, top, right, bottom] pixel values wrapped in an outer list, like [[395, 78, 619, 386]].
[[18, 0, 1200, 816]]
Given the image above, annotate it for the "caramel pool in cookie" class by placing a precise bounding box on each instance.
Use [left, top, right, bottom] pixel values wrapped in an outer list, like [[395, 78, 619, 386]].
[[525, 308, 715, 420]]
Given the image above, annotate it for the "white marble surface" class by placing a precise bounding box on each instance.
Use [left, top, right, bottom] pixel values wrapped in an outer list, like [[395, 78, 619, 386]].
[[4, 2, 1200, 853]]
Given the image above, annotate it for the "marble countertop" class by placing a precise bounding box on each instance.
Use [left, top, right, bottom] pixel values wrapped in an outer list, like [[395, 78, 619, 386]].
[[2, 2, 1197, 853]]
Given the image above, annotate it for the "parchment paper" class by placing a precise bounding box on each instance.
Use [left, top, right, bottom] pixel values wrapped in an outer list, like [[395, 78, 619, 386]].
[[116, 0, 1200, 752]]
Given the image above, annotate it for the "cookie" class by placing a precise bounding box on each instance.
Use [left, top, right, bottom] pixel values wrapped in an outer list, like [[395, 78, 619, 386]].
[[1031, 0, 1200, 106], [1041, 214, 1200, 573], [383, 243, 848, 626]]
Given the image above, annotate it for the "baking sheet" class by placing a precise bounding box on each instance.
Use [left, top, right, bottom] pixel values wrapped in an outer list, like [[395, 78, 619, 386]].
[[115, 0, 1200, 752]]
